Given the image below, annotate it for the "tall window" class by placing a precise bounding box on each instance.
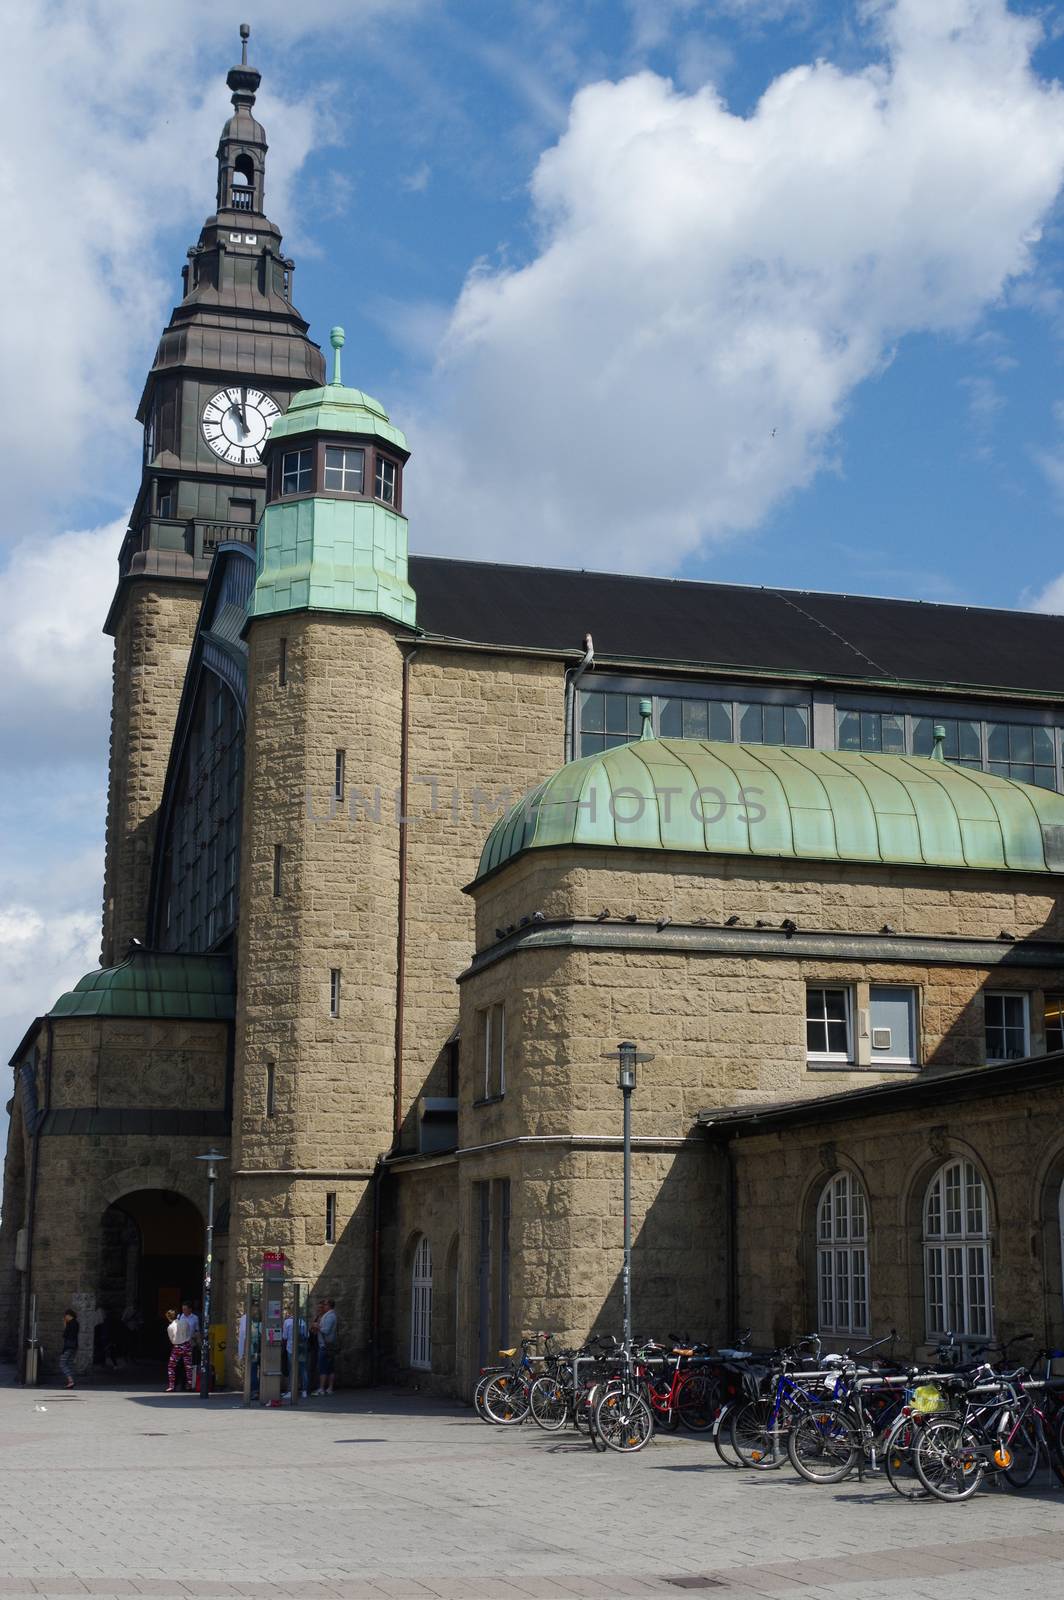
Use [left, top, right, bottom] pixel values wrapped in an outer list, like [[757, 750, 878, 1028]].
[[984, 992, 1029, 1062], [816, 1172, 869, 1334], [478, 1003, 505, 1098], [411, 1234, 432, 1370], [325, 1191, 337, 1244], [281, 448, 313, 495], [1046, 995, 1064, 1054], [334, 749, 346, 803], [265, 1061, 276, 1118], [375, 455, 397, 505], [324, 446, 364, 493], [272, 844, 283, 897], [869, 986, 918, 1065], [737, 702, 808, 746], [278, 637, 288, 687], [329, 969, 341, 1018], [924, 1159, 992, 1339], [806, 986, 852, 1063]]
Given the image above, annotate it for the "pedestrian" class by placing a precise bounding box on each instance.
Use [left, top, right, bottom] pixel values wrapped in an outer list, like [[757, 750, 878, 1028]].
[[313, 1298, 338, 1395], [165, 1306, 195, 1393], [59, 1309, 79, 1389], [307, 1300, 324, 1393], [182, 1301, 202, 1389], [281, 1309, 308, 1400]]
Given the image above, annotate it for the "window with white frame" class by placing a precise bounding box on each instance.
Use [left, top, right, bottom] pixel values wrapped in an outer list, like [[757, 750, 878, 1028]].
[[806, 986, 853, 1062], [477, 1003, 505, 1099], [323, 445, 365, 493], [375, 455, 397, 505], [924, 1159, 993, 1340], [816, 1171, 869, 1335], [410, 1234, 432, 1370], [984, 992, 1029, 1063]]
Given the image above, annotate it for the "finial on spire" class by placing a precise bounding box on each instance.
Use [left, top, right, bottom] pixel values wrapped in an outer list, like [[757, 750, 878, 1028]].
[[330, 326, 345, 387], [240, 23, 250, 65]]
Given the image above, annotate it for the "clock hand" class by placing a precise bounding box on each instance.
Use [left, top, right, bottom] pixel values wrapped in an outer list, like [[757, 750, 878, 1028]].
[[238, 388, 248, 433]]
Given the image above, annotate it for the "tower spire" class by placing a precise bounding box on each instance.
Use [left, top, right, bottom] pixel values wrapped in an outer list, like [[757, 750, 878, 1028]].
[[216, 22, 267, 217]]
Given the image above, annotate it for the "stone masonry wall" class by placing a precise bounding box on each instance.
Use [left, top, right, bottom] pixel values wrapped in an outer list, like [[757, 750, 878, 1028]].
[[102, 581, 203, 966], [728, 1080, 1064, 1356]]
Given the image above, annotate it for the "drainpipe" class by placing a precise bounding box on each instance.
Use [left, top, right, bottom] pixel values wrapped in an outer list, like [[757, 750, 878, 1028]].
[[370, 1153, 384, 1385], [563, 634, 594, 763], [19, 1017, 52, 1384], [393, 646, 418, 1146]]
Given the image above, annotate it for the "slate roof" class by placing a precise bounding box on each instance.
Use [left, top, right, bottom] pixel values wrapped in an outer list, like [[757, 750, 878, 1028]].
[[408, 556, 1064, 697]]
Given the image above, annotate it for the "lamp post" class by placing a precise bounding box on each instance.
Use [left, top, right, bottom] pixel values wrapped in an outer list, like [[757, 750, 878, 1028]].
[[602, 1041, 653, 1351], [195, 1149, 227, 1401]]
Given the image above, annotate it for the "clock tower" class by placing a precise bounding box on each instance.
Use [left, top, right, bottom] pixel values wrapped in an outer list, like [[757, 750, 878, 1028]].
[[101, 25, 325, 966]]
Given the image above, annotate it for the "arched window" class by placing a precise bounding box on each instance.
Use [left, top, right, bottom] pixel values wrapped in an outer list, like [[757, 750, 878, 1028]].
[[924, 1159, 992, 1339], [410, 1235, 432, 1370], [816, 1171, 869, 1334]]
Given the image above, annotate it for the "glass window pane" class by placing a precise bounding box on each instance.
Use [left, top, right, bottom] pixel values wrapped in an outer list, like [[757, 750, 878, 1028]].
[[838, 711, 861, 751], [1034, 767, 1056, 790], [861, 712, 882, 752], [604, 733, 627, 750], [912, 717, 933, 757], [942, 721, 960, 760], [988, 761, 1010, 778], [826, 1019, 849, 1053], [824, 989, 847, 1022], [580, 692, 604, 733], [604, 695, 628, 734], [659, 698, 682, 738], [1010, 724, 1034, 763], [762, 704, 785, 745], [628, 695, 644, 735], [882, 714, 905, 753], [987, 722, 1009, 762], [1010, 763, 1034, 786], [739, 703, 762, 742], [683, 700, 708, 739], [806, 1018, 826, 1053], [1046, 996, 1064, 1052], [580, 733, 604, 757], [957, 720, 980, 762], [1034, 727, 1055, 765], [710, 701, 733, 741], [785, 705, 808, 746]]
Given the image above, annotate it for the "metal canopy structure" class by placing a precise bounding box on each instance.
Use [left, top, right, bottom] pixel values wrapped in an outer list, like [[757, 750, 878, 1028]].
[[476, 738, 1064, 880]]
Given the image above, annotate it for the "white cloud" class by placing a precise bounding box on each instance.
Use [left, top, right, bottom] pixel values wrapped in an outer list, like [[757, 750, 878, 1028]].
[[0, 522, 120, 766], [0, 903, 100, 1059], [408, 0, 1064, 574]]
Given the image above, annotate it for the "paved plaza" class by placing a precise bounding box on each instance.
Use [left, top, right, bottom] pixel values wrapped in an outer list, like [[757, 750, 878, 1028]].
[[0, 1374, 1062, 1599]]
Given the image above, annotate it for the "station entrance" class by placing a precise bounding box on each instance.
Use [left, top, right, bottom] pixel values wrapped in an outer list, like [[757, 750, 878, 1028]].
[[98, 1189, 204, 1361]]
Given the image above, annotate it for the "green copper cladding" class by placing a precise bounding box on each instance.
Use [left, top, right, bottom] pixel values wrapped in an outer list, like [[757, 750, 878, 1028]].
[[475, 739, 1064, 882], [49, 951, 234, 1021], [248, 322, 417, 626]]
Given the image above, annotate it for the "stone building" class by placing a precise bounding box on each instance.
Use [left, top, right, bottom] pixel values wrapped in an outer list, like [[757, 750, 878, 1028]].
[[7, 31, 1064, 1387]]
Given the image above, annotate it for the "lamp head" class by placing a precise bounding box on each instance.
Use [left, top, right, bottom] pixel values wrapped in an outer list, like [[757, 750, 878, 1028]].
[[617, 1040, 637, 1091]]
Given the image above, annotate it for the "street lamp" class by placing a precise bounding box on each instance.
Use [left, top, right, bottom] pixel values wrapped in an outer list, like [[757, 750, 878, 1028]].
[[195, 1149, 227, 1402], [602, 1041, 653, 1351]]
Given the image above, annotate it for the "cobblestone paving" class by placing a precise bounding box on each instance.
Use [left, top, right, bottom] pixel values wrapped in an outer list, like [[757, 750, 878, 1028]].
[[1, 1377, 1062, 1599]]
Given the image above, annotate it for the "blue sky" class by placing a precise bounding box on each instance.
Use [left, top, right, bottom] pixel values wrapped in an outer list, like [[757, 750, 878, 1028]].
[[3, 0, 1064, 1059]]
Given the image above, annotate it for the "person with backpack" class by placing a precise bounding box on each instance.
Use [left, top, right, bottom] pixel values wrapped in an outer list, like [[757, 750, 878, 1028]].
[[165, 1307, 195, 1393]]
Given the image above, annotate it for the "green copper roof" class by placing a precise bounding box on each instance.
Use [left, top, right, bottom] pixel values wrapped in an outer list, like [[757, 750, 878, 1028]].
[[475, 739, 1064, 882], [265, 326, 408, 453], [49, 952, 234, 1021]]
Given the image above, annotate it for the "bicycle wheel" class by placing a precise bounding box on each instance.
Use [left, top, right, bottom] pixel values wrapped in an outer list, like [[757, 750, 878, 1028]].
[[883, 1413, 930, 1501], [529, 1374, 569, 1432], [787, 1405, 860, 1484], [1002, 1416, 1040, 1489], [730, 1398, 786, 1469], [676, 1371, 719, 1432], [594, 1385, 655, 1453], [481, 1373, 530, 1425], [713, 1400, 742, 1467], [914, 1417, 986, 1502], [474, 1373, 496, 1421]]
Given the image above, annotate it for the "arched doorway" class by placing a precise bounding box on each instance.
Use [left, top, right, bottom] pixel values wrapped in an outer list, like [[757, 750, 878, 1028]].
[[98, 1190, 204, 1361]]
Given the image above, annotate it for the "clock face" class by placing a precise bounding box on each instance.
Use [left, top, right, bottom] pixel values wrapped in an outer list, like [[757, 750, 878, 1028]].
[[202, 387, 280, 464]]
